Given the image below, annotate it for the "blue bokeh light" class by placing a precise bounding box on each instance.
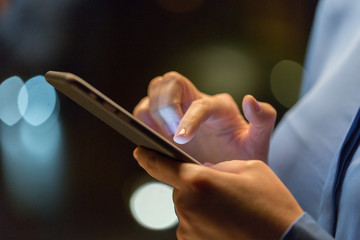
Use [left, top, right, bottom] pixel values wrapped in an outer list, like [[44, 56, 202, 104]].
[[0, 76, 24, 126], [0, 118, 65, 216], [18, 75, 57, 126]]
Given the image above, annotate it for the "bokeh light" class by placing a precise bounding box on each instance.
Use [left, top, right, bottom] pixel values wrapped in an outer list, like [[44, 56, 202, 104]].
[[0, 76, 24, 126], [177, 44, 261, 103], [0, 74, 64, 217], [19, 101, 61, 159], [270, 60, 304, 108], [130, 182, 178, 230], [155, 0, 204, 13], [18, 75, 57, 126], [1, 118, 65, 216]]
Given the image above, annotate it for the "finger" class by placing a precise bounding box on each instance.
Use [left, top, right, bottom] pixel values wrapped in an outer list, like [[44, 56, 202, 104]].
[[208, 160, 247, 174], [133, 97, 161, 132], [158, 105, 183, 135], [148, 76, 173, 135], [174, 93, 241, 144], [158, 72, 199, 134], [133, 147, 200, 189], [242, 95, 277, 142], [173, 97, 212, 144], [150, 72, 200, 135], [160, 71, 199, 110]]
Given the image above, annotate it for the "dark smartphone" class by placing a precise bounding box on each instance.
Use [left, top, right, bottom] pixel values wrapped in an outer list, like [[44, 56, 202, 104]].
[[45, 71, 200, 165]]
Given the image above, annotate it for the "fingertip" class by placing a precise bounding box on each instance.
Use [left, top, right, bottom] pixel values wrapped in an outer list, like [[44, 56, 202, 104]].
[[133, 146, 143, 159], [243, 95, 254, 119], [173, 135, 190, 144], [243, 95, 260, 112], [173, 128, 192, 144], [133, 147, 141, 165]]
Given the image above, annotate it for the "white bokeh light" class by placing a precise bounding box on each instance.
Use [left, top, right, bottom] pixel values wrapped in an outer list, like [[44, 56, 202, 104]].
[[130, 182, 178, 230]]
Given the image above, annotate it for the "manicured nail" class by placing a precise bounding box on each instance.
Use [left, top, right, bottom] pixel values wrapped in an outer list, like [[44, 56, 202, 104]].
[[175, 128, 186, 137]]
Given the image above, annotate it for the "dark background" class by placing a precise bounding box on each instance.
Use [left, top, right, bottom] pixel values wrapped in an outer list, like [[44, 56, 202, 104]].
[[0, 0, 317, 239]]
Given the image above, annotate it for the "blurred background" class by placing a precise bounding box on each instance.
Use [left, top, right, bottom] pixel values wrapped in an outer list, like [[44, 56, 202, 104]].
[[0, 0, 317, 239]]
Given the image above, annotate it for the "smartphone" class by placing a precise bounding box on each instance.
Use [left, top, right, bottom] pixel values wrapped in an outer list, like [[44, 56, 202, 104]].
[[45, 71, 201, 165]]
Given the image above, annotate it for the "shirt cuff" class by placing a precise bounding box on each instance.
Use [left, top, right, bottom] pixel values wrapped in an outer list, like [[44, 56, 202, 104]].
[[280, 212, 333, 240]]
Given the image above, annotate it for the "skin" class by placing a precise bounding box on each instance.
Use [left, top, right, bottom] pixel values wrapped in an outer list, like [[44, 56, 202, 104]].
[[133, 71, 277, 163], [134, 147, 303, 240], [133, 71, 303, 239]]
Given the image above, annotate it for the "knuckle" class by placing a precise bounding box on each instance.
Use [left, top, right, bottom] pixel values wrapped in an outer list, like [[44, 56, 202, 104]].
[[162, 71, 190, 90], [216, 92, 234, 102], [245, 160, 265, 169], [191, 98, 210, 109], [133, 97, 148, 117], [180, 166, 210, 191], [148, 76, 163, 93], [163, 72, 184, 90], [163, 71, 182, 80], [188, 98, 212, 119], [215, 93, 238, 109]]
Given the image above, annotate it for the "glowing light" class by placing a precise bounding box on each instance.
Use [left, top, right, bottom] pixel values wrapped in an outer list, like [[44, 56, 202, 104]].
[[0, 76, 24, 126], [19, 105, 61, 159], [175, 44, 260, 103], [270, 60, 304, 108], [0, 74, 63, 217], [155, 0, 204, 13], [130, 182, 178, 230], [18, 75, 57, 126], [0, 116, 64, 216]]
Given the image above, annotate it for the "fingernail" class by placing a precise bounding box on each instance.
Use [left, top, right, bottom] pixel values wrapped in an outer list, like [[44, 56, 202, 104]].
[[174, 128, 186, 137], [203, 162, 214, 167], [253, 98, 261, 112]]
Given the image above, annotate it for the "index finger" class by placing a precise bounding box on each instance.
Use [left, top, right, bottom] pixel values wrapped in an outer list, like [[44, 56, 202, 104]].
[[149, 72, 199, 134]]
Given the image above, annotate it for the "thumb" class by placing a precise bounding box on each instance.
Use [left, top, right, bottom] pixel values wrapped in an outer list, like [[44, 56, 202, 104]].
[[242, 95, 277, 143]]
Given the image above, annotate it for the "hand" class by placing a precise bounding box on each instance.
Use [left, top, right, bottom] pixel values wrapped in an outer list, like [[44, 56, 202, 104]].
[[133, 147, 303, 240], [133, 72, 276, 163]]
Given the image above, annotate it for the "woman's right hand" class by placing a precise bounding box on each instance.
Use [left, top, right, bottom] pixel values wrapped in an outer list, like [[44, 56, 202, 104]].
[[133, 71, 276, 164]]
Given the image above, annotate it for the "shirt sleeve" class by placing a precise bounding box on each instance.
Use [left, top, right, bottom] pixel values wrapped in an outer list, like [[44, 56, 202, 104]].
[[281, 212, 334, 240]]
